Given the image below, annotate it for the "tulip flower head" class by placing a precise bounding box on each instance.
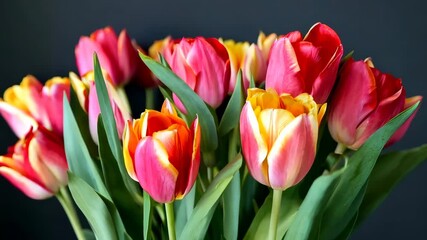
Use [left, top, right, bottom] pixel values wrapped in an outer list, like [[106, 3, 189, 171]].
[[161, 37, 230, 111], [0, 127, 68, 199], [240, 88, 326, 190], [75, 26, 154, 87], [265, 23, 343, 104], [123, 100, 201, 203], [0, 75, 70, 138], [328, 58, 422, 150]]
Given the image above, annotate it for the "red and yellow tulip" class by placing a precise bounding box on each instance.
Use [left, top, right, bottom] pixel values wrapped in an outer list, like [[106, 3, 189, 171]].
[[328, 58, 422, 150], [0, 127, 68, 199], [240, 88, 326, 190], [0, 75, 70, 138], [265, 23, 343, 104], [123, 100, 201, 203]]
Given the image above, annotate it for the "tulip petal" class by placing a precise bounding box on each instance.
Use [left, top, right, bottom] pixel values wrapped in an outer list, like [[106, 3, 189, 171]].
[[265, 38, 302, 96], [118, 30, 137, 84], [267, 115, 317, 190], [0, 166, 53, 199], [240, 103, 269, 186], [0, 102, 38, 138], [135, 137, 178, 203], [182, 117, 201, 198], [123, 120, 138, 180], [44, 78, 70, 135]]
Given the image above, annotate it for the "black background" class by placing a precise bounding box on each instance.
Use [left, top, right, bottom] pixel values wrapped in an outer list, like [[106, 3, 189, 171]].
[[1, 0, 427, 239]]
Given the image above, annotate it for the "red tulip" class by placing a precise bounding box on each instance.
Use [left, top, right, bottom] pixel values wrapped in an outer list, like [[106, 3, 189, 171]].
[[0, 75, 70, 138], [122, 100, 201, 203], [75, 26, 154, 87], [265, 23, 343, 104], [0, 127, 68, 199], [328, 58, 422, 150], [161, 37, 230, 110], [240, 88, 326, 190]]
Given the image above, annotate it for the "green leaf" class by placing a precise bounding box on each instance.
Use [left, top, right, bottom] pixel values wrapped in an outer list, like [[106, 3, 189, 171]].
[[98, 117, 142, 239], [319, 101, 421, 240], [285, 169, 344, 240], [175, 186, 195, 238], [82, 229, 96, 240], [357, 144, 427, 225], [140, 53, 218, 152], [93, 54, 142, 200], [143, 191, 152, 240], [222, 171, 241, 240], [244, 187, 300, 240], [218, 71, 244, 136], [179, 154, 243, 240], [63, 95, 109, 198], [68, 172, 118, 240]]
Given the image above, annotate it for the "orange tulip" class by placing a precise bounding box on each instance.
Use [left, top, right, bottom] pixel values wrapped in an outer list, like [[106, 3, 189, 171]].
[[123, 100, 200, 203], [240, 88, 326, 190]]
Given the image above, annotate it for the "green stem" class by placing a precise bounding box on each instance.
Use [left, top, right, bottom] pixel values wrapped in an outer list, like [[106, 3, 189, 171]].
[[207, 167, 213, 183], [56, 187, 85, 240], [268, 189, 283, 240], [335, 143, 347, 155], [145, 88, 156, 110], [165, 202, 176, 240]]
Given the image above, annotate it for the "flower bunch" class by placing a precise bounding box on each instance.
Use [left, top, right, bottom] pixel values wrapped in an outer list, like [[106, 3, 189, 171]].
[[0, 23, 425, 240]]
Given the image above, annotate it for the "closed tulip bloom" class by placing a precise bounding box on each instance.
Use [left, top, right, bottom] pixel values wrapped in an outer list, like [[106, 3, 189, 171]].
[[257, 32, 277, 62], [265, 23, 343, 104], [222, 39, 249, 93], [123, 100, 201, 203], [69, 72, 131, 145], [0, 75, 70, 138], [0, 127, 68, 199], [75, 26, 154, 87], [162, 37, 230, 110], [240, 88, 326, 190], [328, 58, 422, 150]]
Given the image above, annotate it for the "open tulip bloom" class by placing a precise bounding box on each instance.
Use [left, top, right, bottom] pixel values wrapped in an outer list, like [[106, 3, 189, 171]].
[[0, 23, 425, 240]]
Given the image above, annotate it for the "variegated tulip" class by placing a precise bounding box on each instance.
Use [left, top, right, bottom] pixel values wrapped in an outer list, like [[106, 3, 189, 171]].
[[0, 75, 70, 138], [75, 26, 154, 87], [257, 32, 277, 62], [328, 58, 422, 150], [161, 37, 230, 110], [69, 72, 131, 145], [265, 23, 343, 104], [123, 100, 201, 203], [0, 127, 68, 199], [240, 88, 326, 190]]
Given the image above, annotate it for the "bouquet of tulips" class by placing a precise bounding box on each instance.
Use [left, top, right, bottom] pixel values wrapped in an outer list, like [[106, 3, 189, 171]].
[[0, 22, 425, 240]]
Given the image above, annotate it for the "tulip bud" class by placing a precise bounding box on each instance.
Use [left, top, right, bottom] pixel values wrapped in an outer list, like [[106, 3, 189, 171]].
[[0, 75, 70, 138], [240, 88, 326, 190], [160, 37, 230, 110], [0, 127, 68, 199], [123, 100, 201, 203], [328, 58, 422, 150], [257, 32, 277, 61], [265, 23, 343, 104]]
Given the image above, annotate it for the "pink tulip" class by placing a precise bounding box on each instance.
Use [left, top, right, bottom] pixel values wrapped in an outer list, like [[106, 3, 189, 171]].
[[0, 127, 68, 199], [75, 26, 154, 87], [122, 100, 201, 203], [265, 23, 343, 104], [328, 58, 422, 150], [161, 37, 230, 110], [0, 75, 70, 138], [240, 88, 326, 190]]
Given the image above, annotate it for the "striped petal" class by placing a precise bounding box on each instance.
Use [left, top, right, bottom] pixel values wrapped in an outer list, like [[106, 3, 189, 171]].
[[0, 102, 37, 138]]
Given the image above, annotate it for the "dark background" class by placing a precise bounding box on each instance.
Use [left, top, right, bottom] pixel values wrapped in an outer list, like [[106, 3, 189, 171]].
[[1, 0, 426, 239]]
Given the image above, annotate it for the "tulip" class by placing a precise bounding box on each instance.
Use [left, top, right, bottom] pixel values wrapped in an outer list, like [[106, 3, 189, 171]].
[[161, 37, 230, 110], [69, 72, 131, 145], [257, 32, 277, 62], [240, 88, 326, 190], [328, 58, 422, 150], [0, 127, 68, 199], [265, 23, 343, 104], [0, 75, 70, 138], [222, 39, 267, 93], [75, 26, 154, 87], [123, 100, 201, 203]]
